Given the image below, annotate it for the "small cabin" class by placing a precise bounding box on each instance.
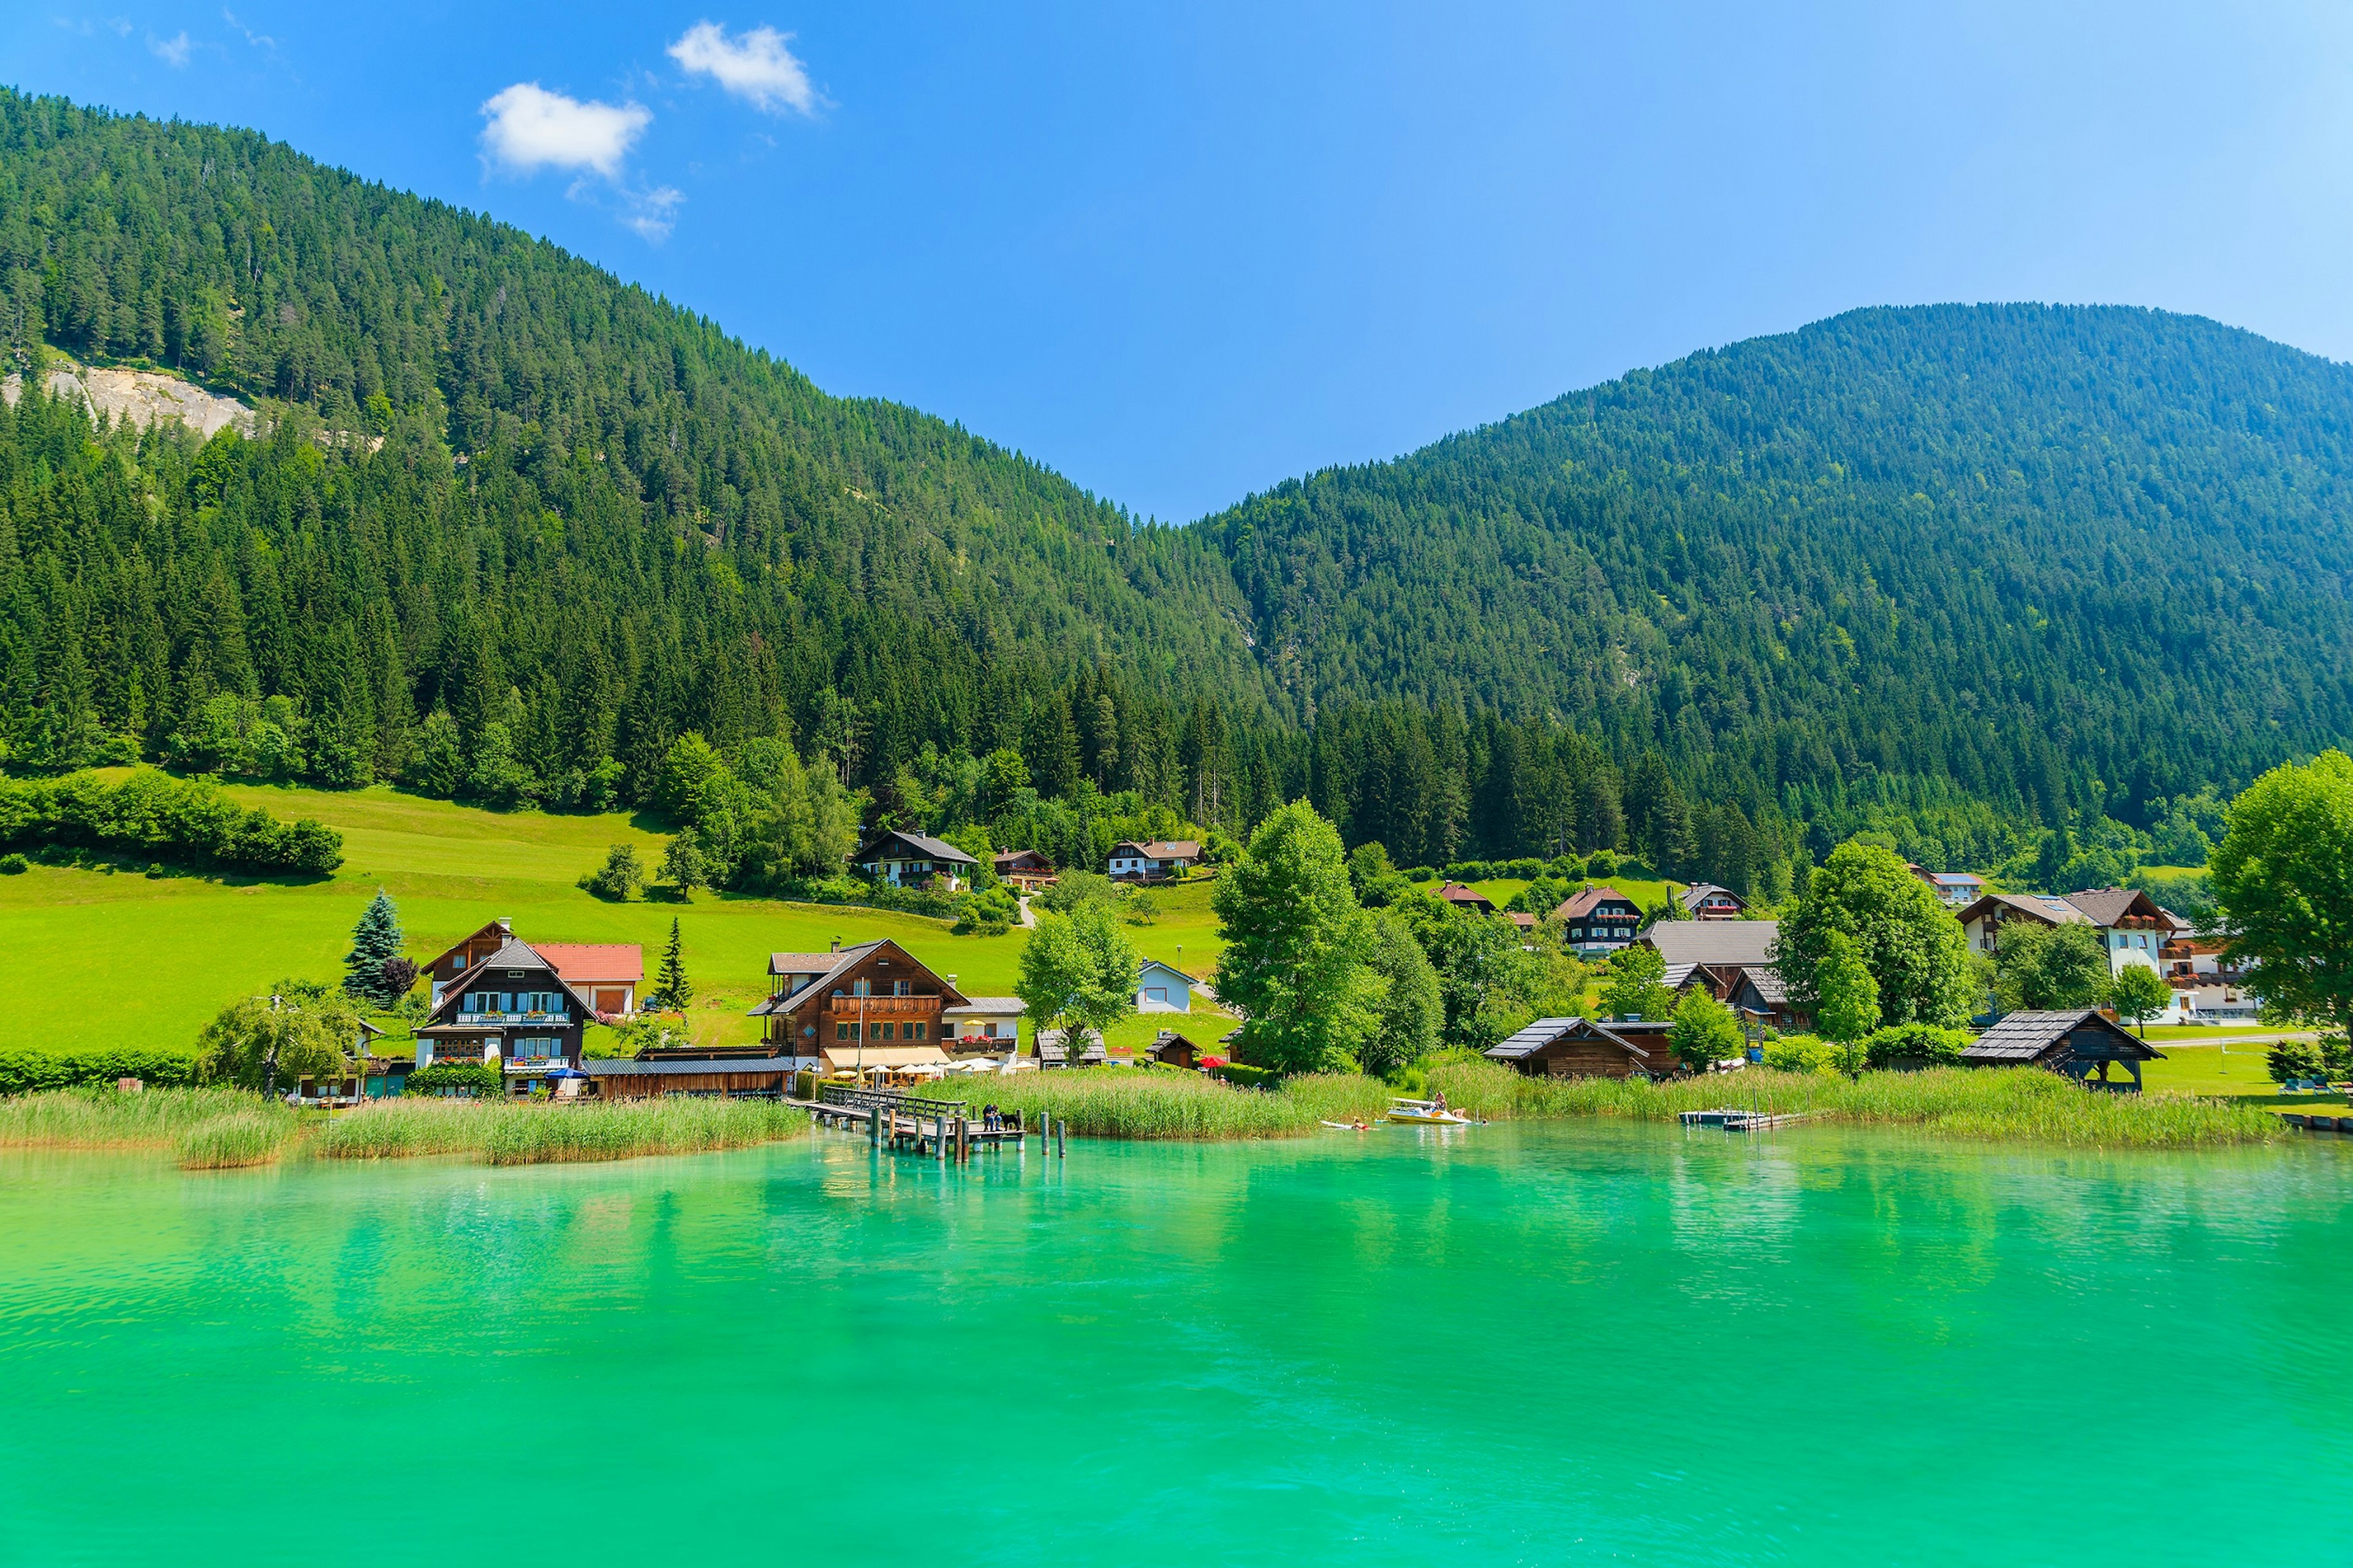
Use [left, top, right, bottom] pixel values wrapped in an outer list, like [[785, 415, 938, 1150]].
[[1960, 1008, 2165, 1091], [1036, 1028, 1108, 1068], [1146, 1029, 1203, 1069], [1483, 1017, 1676, 1080], [1135, 958, 1194, 1013]]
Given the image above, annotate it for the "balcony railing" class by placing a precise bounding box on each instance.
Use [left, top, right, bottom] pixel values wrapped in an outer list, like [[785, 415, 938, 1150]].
[[456, 1009, 570, 1024], [828, 995, 942, 1018]]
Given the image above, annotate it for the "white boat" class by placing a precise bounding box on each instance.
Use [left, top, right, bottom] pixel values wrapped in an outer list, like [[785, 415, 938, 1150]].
[[1385, 1097, 1474, 1126]]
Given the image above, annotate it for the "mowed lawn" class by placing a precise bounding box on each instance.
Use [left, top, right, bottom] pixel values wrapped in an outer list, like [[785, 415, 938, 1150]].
[[0, 782, 1233, 1058]]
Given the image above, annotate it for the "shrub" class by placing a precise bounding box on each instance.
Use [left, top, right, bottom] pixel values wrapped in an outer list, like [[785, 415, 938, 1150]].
[[405, 1061, 502, 1097], [1210, 1062, 1277, 1088], [1761, 1035, 1848, 1075], [2266, 1039, 2344, 1085], [0, 1045, 200, 1097], [0, 768, 343, 875], [1862, 1022, 1971, 1070], [0, 852, 26, 874], [953, 885, 1021, 934]]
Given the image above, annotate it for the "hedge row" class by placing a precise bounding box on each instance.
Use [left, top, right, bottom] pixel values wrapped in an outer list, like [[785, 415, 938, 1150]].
[[0, 1046, 201, 1096], [0, 769, 344, 876], [404, 1062, 502, 1097]]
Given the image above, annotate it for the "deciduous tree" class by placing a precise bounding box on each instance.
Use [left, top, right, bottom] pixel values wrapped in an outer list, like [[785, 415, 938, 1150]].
[[1213, 800, 1383, 1074], [2213, 751, 2353, 1058]]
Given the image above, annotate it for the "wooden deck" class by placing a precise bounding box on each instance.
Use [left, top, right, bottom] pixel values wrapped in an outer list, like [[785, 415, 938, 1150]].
[[795, 1086, 1035, 1160], [1680, 1107, 1817, 1132]]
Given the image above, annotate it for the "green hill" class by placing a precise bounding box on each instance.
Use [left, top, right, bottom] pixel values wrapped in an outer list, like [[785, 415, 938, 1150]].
[[0, 780, 1230, 1059]]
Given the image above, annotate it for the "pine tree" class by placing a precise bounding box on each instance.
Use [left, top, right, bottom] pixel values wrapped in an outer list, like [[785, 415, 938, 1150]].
[[648, 918, 693, 1013], [343, 891, 405, 1007]]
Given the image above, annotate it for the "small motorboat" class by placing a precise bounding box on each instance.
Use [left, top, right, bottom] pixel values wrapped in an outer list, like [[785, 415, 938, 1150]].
[[1385, 1097, 1474, 1126]]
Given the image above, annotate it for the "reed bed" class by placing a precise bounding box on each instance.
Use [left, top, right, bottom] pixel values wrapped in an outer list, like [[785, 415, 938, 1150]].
[[315, 1097, 499, 1160], [926, 1069, 1335, 1140], [176, 1109, 301, 1169], [0, 1086, 293, 1149], [1422, 1056, 2283, 1149], [483, 1098, 809, 1165]]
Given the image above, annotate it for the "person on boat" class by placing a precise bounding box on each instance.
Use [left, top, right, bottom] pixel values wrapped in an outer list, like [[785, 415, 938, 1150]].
[[1431, 1089, 1448, 1114]]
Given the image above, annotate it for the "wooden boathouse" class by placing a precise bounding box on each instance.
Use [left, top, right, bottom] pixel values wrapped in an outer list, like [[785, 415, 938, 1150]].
[[1483, 1017, 1677, 1079], [1959, 1008, 2164, 1091]]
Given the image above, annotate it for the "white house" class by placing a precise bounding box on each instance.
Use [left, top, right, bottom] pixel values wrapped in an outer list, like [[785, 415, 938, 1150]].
[[1108, 840, 1200, 881], [1135, 959, 1194, 1013], [942, 995, 1026, 1048]]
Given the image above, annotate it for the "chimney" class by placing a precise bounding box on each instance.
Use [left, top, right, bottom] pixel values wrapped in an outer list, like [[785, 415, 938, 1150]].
[[830, 938, 841, 955], [496, 918, 512, 935]]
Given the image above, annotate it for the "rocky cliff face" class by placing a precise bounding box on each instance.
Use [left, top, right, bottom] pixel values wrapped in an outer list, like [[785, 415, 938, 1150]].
[[1, 358, 254, 439]]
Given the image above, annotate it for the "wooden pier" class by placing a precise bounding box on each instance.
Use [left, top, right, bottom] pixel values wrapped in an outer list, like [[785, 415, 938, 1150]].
[[795, 1084, 1035, 1160], [1680, 1107, 1817, 1132]]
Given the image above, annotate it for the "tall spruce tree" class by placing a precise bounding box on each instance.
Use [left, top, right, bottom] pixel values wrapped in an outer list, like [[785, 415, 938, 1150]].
[[343, 892, 405, 1007], [648, 918, 693, 1013]]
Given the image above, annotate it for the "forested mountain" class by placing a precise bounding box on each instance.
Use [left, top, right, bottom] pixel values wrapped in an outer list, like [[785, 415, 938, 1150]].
[[0, 89, 1273, 817], [2, 88, 2349, 897], [1209, 304, 2353, 870]]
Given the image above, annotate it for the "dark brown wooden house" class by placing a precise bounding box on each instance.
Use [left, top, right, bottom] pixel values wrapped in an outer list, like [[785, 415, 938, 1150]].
[[1438, 881, 1496, 916], [414, 934, 595, 1096], [1960, 1009, 2164, 1091], [586, 1047, 798, 1101], [746, 939, 969, 1074], [1484, 1017, 1677, 1079]]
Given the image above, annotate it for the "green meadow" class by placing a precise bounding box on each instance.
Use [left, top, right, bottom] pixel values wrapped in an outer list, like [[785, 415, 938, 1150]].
[[0, 781, 1236, 1059]]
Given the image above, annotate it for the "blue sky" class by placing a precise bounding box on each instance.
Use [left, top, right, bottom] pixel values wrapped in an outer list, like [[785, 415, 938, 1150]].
[[7, 3, 2352, 520]]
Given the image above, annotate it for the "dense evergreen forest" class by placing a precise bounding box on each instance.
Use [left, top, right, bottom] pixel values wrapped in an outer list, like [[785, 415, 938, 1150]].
[[1, 89, 2347, 896]]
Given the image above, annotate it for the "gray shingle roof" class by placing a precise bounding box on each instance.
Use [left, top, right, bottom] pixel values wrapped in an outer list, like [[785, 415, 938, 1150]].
[[1961, 1009, 2161, 1062], [857, 830, 977, 865], [585, 1056, 800, 1077], [1645, 922, 1778, 967], [1487, 1017, 1583, 1059]]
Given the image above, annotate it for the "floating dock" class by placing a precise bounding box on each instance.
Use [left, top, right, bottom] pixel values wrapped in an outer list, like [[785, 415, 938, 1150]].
[[1680, 1107, 1816, 1132]]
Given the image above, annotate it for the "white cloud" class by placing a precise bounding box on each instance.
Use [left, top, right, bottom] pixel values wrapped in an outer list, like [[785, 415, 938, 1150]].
[[667, 21, 816, 115], [622, 186, 686, 242], [223, 8, 275, 50], [149, 30, 191, 66], [479, 82, 651, 178]]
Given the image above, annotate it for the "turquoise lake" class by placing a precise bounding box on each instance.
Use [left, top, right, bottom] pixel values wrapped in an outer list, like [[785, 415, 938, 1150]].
[[2, 1123, 2349, 1565]]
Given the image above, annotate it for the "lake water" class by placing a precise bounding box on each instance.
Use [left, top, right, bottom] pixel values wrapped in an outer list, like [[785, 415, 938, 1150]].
[[2, 1123, 2349, 1566]]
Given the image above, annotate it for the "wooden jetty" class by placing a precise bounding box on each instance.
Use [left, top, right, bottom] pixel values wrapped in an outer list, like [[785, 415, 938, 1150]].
[[794, 1083, 1036, 1161], [1680, 1107, 1816, 1132]]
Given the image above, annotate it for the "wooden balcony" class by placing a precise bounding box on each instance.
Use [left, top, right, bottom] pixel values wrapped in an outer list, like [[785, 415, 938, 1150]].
[[828, 994, 942, 1019]]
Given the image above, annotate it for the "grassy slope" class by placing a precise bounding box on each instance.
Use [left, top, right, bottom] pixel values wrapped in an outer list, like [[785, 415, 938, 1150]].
[[0, 782, 1234, 1058]]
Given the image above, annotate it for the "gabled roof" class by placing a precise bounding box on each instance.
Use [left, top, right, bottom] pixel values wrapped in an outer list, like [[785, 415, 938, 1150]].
[[423, 918, 513, 976], [535, 942, 643, 985], [1555, 885, 1636, 920], [1036, 1027, 1107, 1063], [1485, 1016, 1672, 1065], [1438, 881, 1494, 908], [1140, 840, 1200, 860], [1137, 958, 1194, 985], [1928, 871, 1984, 888], [1955, 891, 2090, 928], [994, 848, 1052, 869], [584, 1055, 798, 1077], [943, 996, 1026, 1016], [1644, 921, 1778, 968], [854, 829, 977, 865], [428, 937, 596, 1025], [1961, 1009, 2164, 1062], [1680, 882, 1744, 911], [747, 939, 967, 1017], [2062, 887, 2177, 929], [1733, 966, 1788, 1006]]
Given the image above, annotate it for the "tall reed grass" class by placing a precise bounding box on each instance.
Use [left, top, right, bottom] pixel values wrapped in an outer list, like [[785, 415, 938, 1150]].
[[0, 1086, 292, 1149], [176, 1109, 301, 1169], [1422, 1056, 2283, 1149], [316, 1097, 498, 1159], [927, 1069, 1336, 1140], [483, 1098, 808, 1164]]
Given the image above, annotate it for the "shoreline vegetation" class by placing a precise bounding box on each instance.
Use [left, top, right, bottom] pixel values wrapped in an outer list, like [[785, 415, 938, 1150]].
[[0, 1089, 811, 1170], [0, 1057, 2291, 1170]]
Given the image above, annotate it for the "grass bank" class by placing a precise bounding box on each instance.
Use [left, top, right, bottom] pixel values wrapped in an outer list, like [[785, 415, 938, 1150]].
[[1422, 1057, 2285, 1149], [317, 1095, 809, 1165]]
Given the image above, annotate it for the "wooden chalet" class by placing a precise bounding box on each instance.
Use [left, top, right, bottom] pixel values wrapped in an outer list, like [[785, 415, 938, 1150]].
[[1484, 1017, 1677, 1079], [853, 829, 979, 890], [1554, 886, 1644, 957], [1960, 1008, 2165, 1091], [585, 1047, 798, 1101], [1146, 1029, 1204, 1069], [414, 934, 595, 1095], [1664, 958, 1810, 1032], [1438, 882, 1496, 916], [747, 939, 969, 1074], [1680, 882, 1747, 920], [993, 848, 1057, 890]]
